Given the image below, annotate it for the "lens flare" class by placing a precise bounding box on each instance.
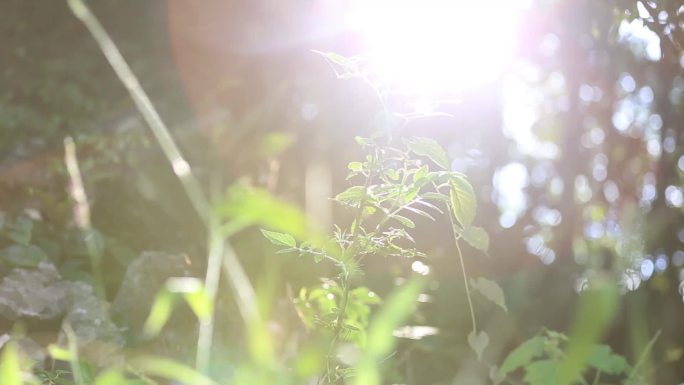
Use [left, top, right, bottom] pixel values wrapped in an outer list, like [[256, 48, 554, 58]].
[[346, 0, 524, 94]]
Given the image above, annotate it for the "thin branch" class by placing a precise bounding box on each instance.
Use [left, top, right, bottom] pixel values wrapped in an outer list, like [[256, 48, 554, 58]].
[[66, 0, 257, 373]]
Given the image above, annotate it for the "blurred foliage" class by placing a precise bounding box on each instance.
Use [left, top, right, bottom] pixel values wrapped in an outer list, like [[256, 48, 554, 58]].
[[1, 0, 684, 384]]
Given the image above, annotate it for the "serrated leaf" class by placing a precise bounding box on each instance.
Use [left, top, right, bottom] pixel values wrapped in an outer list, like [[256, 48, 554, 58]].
[[499, 336, 547, 375], [470, 277, 507, 312], [421, 192, 449, 202], [468, 331, 489, 361], [524, 359, 560, 385], [462, 226, 489, 252], [335, 186, 366, 205], [392, 215, 415, 228], [260, 229, 297, 248], [587, 344, 630, 375], [403, 206, 436, 221], [449, 176, 476, 227], [412, 165, 429, 183], [348, 162, 363, 172], [406, 137, 449, 169], [414, 199, 444, 214], [355, 136, 373, 146]]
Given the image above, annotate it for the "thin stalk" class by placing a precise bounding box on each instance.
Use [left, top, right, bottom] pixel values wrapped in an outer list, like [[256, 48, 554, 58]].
[[447, 210, 477, 333], [319, 150, 378, 384], [66, 0, 257, 373], [628, 330, 661, 381], [590, 370, 601, 385], [62, 324, 85, 385], [63, 137, 105, 300]]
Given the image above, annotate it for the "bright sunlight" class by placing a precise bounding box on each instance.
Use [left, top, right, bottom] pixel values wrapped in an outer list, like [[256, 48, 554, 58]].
[[345, 0, 526, 95]]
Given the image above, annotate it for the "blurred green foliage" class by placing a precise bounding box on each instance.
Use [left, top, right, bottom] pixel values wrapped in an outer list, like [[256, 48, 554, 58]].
[[2, 0, 684, 384]]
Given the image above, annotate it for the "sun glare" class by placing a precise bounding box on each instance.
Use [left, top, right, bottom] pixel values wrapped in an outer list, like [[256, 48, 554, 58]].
[[346, 0, 524, 95]]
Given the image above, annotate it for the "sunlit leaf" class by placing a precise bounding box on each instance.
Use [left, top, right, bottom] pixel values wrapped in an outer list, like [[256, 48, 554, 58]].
[[392, 215, 416, 228], [348, 162, 364, 172], [260, 229, 297, 248], [354, 136, 373, 147], [0, 342, 21, 385], [524, 359, 560, 385], [129, 356, 216, 385], [259, 131, 294, 157], [47, 344, 72, 361], [462, 226, 489, 252], [470, 277, 507, 312], [403, 206, 436, 221], [556, 276, 619, 385], [587, 344, 630, 375], [216, 185, 309, 241], [95, 369, 131, 385], [142, 290, 176, 338], [468, 330, 489, 361], [353, 277, 425, 385], [449, 176, 476, 228], [421, 192, 449, 202], [405, 137, 449, 169], [336, 186, 367, 205], [499, 336, 546, 375]]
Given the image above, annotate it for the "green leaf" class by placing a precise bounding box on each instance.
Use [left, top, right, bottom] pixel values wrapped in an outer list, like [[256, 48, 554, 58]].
[[462, 226, 489, 252], [1, 244, 49, 267], [348, 162, 364, 172], [5, 217, 32, 245], [499, 336, 547, 375], [403, 206, 436, 221], [164, 277, 214, 321], [406, 137, 449, 169], [392, 215, 416, 228], [259, 132, 294, 157], [468, 330, 490, 361], [142, 290, 176, 338], [95, 370, 131, 385], [587, 344, 630, 375], [449, 176, 476, 228], [129, 356, 216, 385], [353, 277, 425, 385], [215, 185, 320, 249], [355, 136, 373, 147], [412, 165, 429, 183], [421, 192, 449, 202], [0, 342, 21, 385], [524, 359, 560, 385], [260, 229, 297, 248], [470, 277, 508, 312], [335, 186, 367, 205], [556, 277, 619, 385]]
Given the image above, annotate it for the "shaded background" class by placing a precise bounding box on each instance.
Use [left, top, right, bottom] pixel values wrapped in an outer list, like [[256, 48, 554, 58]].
[[2, 0, 684, 383]]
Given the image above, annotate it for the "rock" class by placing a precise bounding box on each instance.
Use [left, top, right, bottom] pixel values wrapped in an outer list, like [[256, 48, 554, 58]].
[[0, 261, 125, 365], [0, 262, 70, 321], [110, 251, 194, 334]]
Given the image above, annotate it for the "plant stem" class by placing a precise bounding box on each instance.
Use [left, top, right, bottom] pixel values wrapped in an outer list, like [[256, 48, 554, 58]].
[[63, 137, 106, 300], [67, 0, 257, 373], [628, 330, 661, 381], [319, 149, 379, 384], [447, 210, 478, 334], [590, 370, 601, 385]]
